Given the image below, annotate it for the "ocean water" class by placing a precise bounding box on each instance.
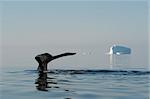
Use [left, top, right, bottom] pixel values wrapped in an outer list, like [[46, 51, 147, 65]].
[[0, 66, 149, 99]]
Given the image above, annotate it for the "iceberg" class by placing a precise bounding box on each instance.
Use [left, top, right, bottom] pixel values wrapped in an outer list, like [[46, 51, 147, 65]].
[[109, 45, 131, 55]]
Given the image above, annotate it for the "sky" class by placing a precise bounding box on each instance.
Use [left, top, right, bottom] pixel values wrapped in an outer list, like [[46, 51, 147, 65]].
[[0, 0, 149, 69]]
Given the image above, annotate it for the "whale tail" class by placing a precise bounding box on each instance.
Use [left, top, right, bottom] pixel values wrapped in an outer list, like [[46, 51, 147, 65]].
[[35, 52, 76, 72], [52, 52, 76, 60]]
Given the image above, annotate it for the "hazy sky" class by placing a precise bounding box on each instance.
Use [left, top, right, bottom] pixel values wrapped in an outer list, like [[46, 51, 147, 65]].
[[2, 1, 148, 46], [1, 0, 149, 69]]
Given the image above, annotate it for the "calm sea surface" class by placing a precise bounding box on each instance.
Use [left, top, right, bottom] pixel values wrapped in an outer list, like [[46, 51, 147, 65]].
[[0, 66, 149, 99]]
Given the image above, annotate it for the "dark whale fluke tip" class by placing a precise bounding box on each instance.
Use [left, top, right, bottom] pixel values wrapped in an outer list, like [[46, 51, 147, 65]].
[[63, 52, 76, 55], [35, 52, 76, 72]]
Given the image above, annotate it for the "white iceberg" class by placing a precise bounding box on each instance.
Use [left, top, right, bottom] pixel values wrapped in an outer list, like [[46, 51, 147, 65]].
[[109, 45, 131, 55]]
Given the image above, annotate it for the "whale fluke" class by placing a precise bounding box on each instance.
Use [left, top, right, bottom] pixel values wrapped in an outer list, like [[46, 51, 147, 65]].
[[35, 52, 76, 72], [52, 52, 76, 60]]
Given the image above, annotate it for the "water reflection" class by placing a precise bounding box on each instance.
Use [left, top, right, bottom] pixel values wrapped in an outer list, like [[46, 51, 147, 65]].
[[35, 72, 58, 91], [35, 71, 73, 99], [109, 54, 131, 69]]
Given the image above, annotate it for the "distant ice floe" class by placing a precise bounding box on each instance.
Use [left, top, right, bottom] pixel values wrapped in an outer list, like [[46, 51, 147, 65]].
[[107, 45, 132, 69], [108, 45, 131, 55]]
